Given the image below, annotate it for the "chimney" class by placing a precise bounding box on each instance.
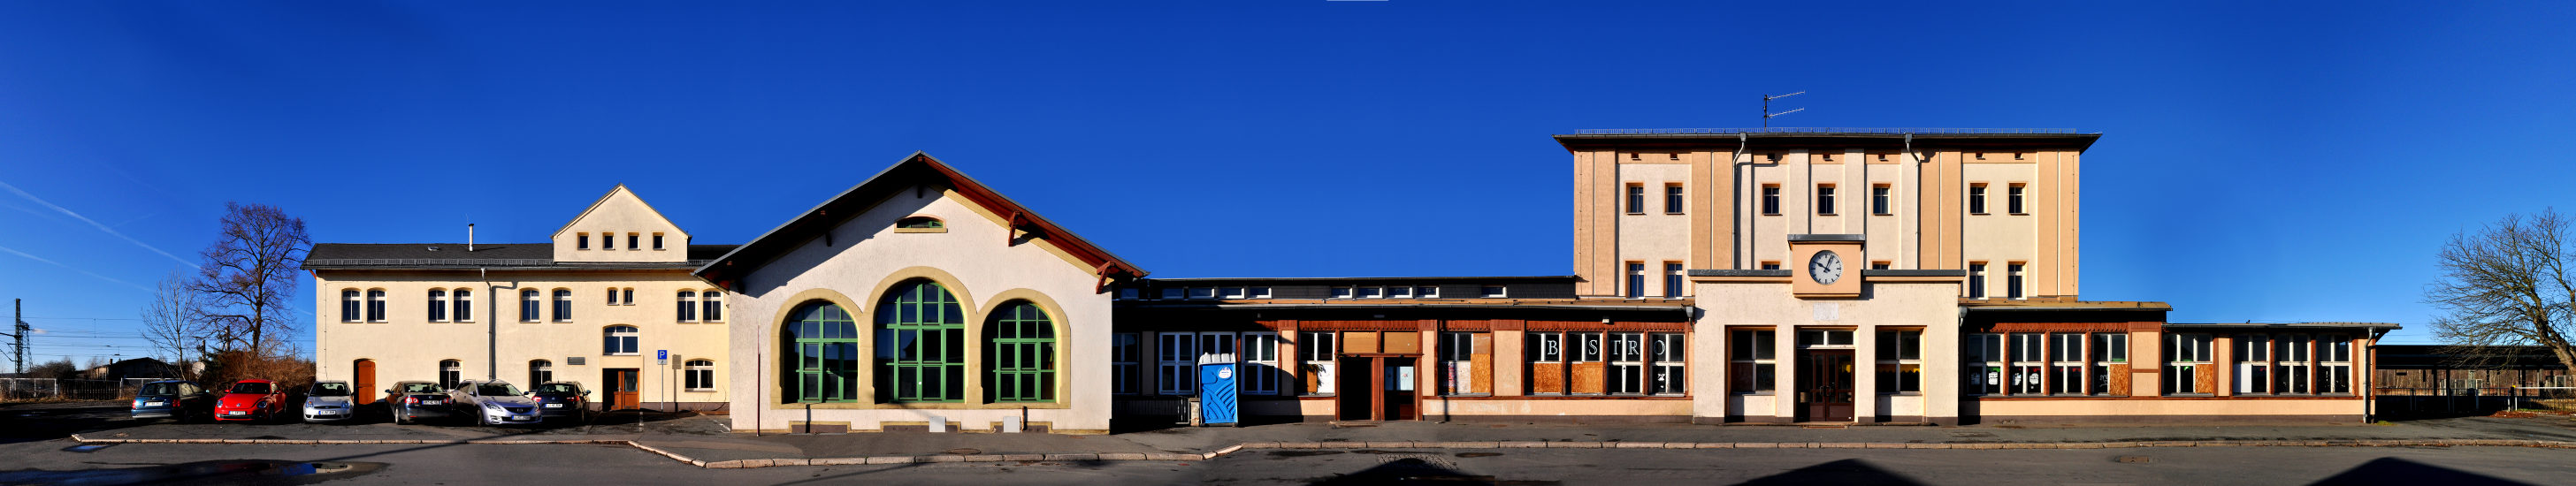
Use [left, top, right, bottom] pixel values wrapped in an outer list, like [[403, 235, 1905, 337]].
[[468, 224, 476, 252]]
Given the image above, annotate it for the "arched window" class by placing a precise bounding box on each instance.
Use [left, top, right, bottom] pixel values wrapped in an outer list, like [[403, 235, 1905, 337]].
[[453, 289, 472, 323], [439, 360, 462, 390], [785, 301, 859, 403], [520, 290, 541, 322], [340, 290, 360, 323], [878, 280, 964, 403], [365, 290, 387, 322], [429, 290, 447, 322], [701, 290, 723, 323], [553, 289, 573, 322], [530, 360, 554, 385], [987, 300, 1056, 403], [684, 359, 715, 391], [676, 291, 697, 322], [604, 325, 638, 355]]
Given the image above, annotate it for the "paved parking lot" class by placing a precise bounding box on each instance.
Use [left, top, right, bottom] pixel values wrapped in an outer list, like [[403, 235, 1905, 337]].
[[1, 399, 723, 444]]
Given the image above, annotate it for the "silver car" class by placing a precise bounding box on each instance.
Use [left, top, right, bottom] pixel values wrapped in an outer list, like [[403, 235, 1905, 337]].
[[302, 381, 358, 423], [447, 380, 542, 426]]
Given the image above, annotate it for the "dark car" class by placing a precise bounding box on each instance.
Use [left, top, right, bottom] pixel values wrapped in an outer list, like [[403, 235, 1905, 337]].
[[529, 382, 592, 423], [131, 380, 213, 421], [383, 381, 452, 425]]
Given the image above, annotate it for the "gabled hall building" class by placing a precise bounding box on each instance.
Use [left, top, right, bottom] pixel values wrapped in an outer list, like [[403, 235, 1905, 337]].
[[310, 129, 2396, 433]]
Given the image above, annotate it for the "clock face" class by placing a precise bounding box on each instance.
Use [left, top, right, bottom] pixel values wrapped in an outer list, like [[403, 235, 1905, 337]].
[[1808, 250, 1844, 285]]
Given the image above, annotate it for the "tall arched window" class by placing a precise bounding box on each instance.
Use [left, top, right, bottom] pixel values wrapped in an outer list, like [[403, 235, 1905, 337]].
[[428, 290, 447, 322], [552, 289, 574, 322], [986, 300, 1056, 403], [878, 280, 964, 403], [365, 290, 387, 322], [439, 360, 462, 390], [453, 289, 472, 323], [785, 301, 858, 403], [520, 290, 541, 322], [676, 291, 697, 322], [530, 360, 554, 385], [701, 290, 723, 323], [604, 325, 638, 355], [340, 290, 360, 323]]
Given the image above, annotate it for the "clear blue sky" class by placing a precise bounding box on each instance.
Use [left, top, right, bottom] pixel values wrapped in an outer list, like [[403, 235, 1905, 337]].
[[3, 2, 2570, 366]]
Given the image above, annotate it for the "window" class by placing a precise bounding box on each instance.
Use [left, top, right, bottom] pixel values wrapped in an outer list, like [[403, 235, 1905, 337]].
[[365, 290, 386, 322], [701, 290, 722, 322], [2278, 334, 2312, 394], [623, 288, 634, 306], [1242, 333, 1280, 395], [607, 288, 620, 306], [1301, 330, 1336, 394], [1968, 184, 1989, 214], [1189, 287, 1217, 300], [1251, 287, 1273, 299], [1387, 286, 1413, 299], [677, 291, 698, 322], [340, 290, 360, 323], [785, 301, 860, 402], [1664, 184, 1685, 214], [1439, 332, 1484, 395], [1649, 333, 1685, 395], [429, 290, 447, 322], [1356, 286, 1382, 299], [1625, 184, 1645, 214], [1668, 152, 1679, 161], [1197, 332, 1237, 374], [684, 360, 715, 391], [1968, 262, 1988, 299], [2321, 335, 2351, 394], [1607, 332, 1645, 395], [879, 280, 966, 402], [2051, 333, 2085, 395], [1479, 285, 1506, 298], [440, 360, 462, 390], [2007, 333, 2043, 394], [2167, 334, 2213, 394], [1625, 262, 1646, 299], [530, 360, 554, 386], [1871, 185, 1892, 215], [2007, 262, 2026, 300], [603, 325, 638, 355], [2007, 184, 2027, 214], [1164, 288, 1186, 300], [1731, 330, 1776, 393], [1664, 262, 1685, 298], [627, 232, 640, 251], [1157, 332, 1196, 395], [603, 232, 615, 250], [577, 232, 590, 250], [552, 289, 572, 322], [1964, 333, 2003, 395], [652, 233, 665, 250], [1871, 262, 1891, 270], [2091, 333, 2127, 395], [1525, 331, 1564, 394], [1816, 185, 1837, 215], [1797, 329, 1854, 347], [987, 300, 1056, 403], [1221, 287, 1247, 299], [1761, 185, 1781, 215], [1761, 262, 1781, 270], [1415, 285, 1438, 299], [898, 216, 944, 229], [1877, 330, 1922, 393], [1111, 333, 1141, 395], [453, 290, 470, 323], [520, 290, 540, 322], [1329, 287, 1354, 299], [2236, 334, 2271, 394]]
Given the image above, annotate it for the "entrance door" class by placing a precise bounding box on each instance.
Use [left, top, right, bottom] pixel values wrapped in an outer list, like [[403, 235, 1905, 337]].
[[605, 368, 639, 410], [1799, 350, 1854, 421], [1381, 358, 1418, 421], [352, 360, 377, 406], [1336, 358, 1372, 421]]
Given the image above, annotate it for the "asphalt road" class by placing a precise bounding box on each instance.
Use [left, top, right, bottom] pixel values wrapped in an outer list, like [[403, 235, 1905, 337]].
[[3, 439, 2572, 485]]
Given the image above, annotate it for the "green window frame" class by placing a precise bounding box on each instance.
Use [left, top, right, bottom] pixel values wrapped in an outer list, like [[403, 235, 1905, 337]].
[[987, 301, 1057, 403], [785, 301, 860, 403], [877, 280, 965, 402]]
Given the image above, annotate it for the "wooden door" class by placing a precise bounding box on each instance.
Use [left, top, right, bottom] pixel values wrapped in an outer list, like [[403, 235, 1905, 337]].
[[606, 368, 639, 410], [352, 360, 377, 406], [1799, 350, 1854, 421], [1383, 358, 1418, 421]]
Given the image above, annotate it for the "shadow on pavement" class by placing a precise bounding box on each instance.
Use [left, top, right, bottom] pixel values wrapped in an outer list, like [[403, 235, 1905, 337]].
[[2310, 457, 2533, 486], [0, 459, 386, 486], [1737, 459, 1925, 486]]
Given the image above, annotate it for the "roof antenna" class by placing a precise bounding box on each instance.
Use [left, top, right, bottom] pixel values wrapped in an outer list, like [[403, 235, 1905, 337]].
[[468, 224, 476, 252], [1762, 91, 1805, 128]]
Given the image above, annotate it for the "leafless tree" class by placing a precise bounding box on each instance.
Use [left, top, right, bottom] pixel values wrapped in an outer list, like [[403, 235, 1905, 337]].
[[141, 270, 200, 380], [187, 201, 310, 357], [2427, 209, 2576, 376]]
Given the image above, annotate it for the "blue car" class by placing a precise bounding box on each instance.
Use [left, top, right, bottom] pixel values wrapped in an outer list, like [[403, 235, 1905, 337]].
[[131, 380, 213, 422]]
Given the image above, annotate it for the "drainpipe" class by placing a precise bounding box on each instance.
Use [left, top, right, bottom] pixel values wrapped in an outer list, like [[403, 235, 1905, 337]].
[[1733, 133, 1751, 269], [1907, 133, 1917, 270]]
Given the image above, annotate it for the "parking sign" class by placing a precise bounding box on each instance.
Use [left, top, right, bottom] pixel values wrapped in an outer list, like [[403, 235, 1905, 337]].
[[657, 349, 668, 365]]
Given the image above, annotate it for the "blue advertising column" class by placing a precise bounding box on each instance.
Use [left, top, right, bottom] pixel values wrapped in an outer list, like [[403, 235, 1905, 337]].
[[1199, 363, 1239, 426]]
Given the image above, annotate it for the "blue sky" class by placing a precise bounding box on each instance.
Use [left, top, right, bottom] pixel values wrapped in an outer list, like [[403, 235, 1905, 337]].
[[2, 2, 2570, 365]]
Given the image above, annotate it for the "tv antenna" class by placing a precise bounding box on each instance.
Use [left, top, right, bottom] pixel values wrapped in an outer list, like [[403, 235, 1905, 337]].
[[1762, 91, 1805, 127]]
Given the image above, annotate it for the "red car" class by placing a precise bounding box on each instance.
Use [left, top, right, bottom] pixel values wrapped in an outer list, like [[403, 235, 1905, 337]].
[[213, 379, 287, 422]]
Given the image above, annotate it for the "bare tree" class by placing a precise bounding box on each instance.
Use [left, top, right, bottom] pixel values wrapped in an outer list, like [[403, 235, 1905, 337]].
[[141, 270, 200, 380], [187, 201, 310, 357], [2426, 209, 2576, 376]]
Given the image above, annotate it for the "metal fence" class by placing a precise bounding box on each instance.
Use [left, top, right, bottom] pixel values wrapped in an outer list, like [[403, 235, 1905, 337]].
[[0, 377, 173, 400], [2374, 385, 2576, 416]]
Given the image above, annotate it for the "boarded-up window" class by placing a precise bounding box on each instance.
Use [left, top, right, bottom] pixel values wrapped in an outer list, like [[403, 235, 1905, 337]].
[[1439, 332, 1490, 395]]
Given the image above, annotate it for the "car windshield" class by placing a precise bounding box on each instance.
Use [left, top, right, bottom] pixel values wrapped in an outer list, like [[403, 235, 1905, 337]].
[[140, 383, 180, 396], [537, 383, 577, 394], [474, 383, 520, 396], [310, 383, 351, 397], [401, 383, 440, 393], [228, 383, 271, 394]]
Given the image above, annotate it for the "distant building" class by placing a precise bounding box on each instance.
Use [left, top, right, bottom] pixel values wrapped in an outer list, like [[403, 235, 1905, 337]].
[[79, 357, 179, 381]]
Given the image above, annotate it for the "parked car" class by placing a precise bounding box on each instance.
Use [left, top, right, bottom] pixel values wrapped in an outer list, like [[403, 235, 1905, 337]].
[[447, 380, 542, 426], [529, 382, 593, 423], [131, 380, 213, 422], [301, 381, 359, 423], [382, 381, 452, 425], [213, 379, 288, 422]]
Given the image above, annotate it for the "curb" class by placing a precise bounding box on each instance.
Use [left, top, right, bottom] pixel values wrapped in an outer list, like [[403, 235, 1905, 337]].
[[65, 434, 2576, 469]]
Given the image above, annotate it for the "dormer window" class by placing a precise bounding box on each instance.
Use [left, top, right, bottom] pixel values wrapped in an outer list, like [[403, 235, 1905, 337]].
[[603, 232, 615, 250], [895, 216, 947, 233], [577, 233, 591, 250]]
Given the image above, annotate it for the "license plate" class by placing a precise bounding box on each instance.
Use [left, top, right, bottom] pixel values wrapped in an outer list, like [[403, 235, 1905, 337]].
[[544, 404, 562, 408], [507, 416, 533, 421], [225, 411, 244, 415], [422, 400, 442, 405], [145, 401, 164, 406]]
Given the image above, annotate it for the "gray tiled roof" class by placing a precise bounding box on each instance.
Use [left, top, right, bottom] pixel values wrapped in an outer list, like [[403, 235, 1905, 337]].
[[303, 243, 735, 270]]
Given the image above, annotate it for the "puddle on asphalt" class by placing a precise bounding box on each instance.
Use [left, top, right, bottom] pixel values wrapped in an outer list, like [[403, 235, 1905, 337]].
[[62, 444, 113, 453], [0, 459, 383, 486]]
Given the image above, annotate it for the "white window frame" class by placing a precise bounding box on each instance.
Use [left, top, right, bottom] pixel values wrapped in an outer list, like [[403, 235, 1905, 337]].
[[2236, 334, 2272, 394], [1416, 286, 1439, 299], [2008, 333, 2044, 395], [1250, 287, 1273, 299], [366, 290, 387, 323], [605, 325, 639, 356], [1329, 287, 1354, 300], [529, 360, 554, 386], [1110, 332, 1140, 395], [2167, 333, 2213, 395], [1731, 329, 1776, 394], [684, 359, 715, 391], [1388, 285, 1414, 299], [1356, 286, 1383, 299], [1220, 287, 1247, 300], [1606, 332, 1646, 395], [440, 360, 462, 390], [1877, 330, 1921, 394], [2321, 335, 2352, 394], [341, 290, 360, 323], [1479, 285, 1507, 298], [1156, 332, 1196, 395], [452, 289, 472, 323], [1964, 333, 2004, 395], [2091, 333, 2127, 396], [2049, 333, 2084, 395], [428, 289, 447, 323], [1301, 330, 1335, 395], [1439, 331, 1479, 395], [2279, 334, 2312, 394], [700, 290, 722, 323], [1649, 332, 1686, 395], [1526, 331, 1564, 395], [1241, 333, 1280, 395], [520, 290, 541, 323]]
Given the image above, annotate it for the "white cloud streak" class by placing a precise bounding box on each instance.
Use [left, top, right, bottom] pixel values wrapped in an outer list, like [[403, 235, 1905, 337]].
[[0, 178, 199, 269], [0, 245, 154, 292]]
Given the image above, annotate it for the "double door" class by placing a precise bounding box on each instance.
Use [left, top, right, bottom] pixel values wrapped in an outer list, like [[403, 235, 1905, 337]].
[[604, 368, 639, 410], [1798, 350, 1854, 421], [1334, 356, 1418, 421]]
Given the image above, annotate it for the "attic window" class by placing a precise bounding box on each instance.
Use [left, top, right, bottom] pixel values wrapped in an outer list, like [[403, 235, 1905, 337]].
[[895, 216, 947, 233]]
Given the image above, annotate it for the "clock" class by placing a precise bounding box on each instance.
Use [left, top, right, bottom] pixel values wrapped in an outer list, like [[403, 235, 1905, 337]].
[[1808, 250, 1843, 285]]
